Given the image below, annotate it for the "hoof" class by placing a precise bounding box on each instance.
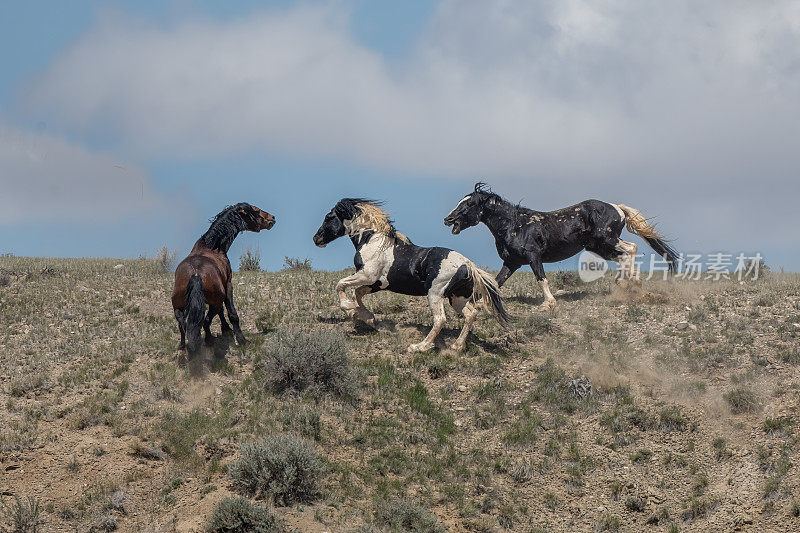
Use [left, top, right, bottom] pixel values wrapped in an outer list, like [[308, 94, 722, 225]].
[[236, 336, 250, 346], [538, 300, 556, 311], [340, 300, 358, 312], [177, 342, 185, 350], [204, 336, 215, 346], [408, 342, 434, 353], [353, 307, 376, 328], [449, 342, 466, 353]]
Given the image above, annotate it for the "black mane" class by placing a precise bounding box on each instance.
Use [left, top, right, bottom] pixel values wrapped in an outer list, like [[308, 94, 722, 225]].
[[472, 182, 533, 225], [200, 203, 257, 252]]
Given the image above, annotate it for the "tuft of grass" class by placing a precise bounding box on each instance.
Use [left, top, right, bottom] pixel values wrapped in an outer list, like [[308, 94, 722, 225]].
[[260, 330, 357, 401], [596, 513, 621, 531], [373, 498, 446, 533], [528, 358, 590, 414], [763, 416, 794, 435], [658, 406, 692, 432], [403, 381, 455, 441], [229, 435, 324, 506], [206, 497, 283, 533], [502, 408, 543, 446], [0, 495, 43, 533], [724, 387, 759, 414]]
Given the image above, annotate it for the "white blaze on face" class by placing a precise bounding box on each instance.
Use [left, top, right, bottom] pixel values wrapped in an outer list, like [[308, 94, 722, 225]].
[[447, 195, 472, 219]]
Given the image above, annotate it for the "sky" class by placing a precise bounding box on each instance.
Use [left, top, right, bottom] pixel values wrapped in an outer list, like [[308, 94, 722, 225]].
[[1, 0, 799, 271]]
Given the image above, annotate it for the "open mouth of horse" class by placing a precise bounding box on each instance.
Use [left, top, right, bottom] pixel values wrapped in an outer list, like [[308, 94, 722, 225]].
[[450, 222, 462, 235]]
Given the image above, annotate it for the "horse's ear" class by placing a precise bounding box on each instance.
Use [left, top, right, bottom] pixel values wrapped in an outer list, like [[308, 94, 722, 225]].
[[474, 181, 486, 193]]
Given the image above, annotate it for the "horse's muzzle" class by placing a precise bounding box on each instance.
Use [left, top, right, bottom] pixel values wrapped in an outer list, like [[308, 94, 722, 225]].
[[313, 234, 326, 248], [444, 217, 461, 235]]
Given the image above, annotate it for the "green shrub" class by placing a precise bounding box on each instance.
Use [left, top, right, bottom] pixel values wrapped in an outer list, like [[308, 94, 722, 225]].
[[229, 435, 324, 506], [373, 499, 446, 533], [206, 497, 282, 533], [261, 330, 357, 400]]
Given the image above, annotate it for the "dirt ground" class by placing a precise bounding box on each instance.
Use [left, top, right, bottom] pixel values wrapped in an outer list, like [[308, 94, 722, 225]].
[[1, 256, 799, 532]]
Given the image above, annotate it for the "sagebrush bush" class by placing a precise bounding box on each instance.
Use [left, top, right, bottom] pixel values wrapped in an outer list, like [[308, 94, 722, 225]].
[[373, 498, 446, 533], [261, 330, 357, 400], [229, 435, 324, 506], [206, 497, 282, 533], [282, 256, 312, 272], [724, 387, 759, 414], [155, 246, 176, 273], [239, 248, 261, 272]]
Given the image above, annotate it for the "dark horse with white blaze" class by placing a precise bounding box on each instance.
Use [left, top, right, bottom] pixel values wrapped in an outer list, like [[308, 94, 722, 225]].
[[172, 203, 275, 358], [313, 198, 508, 353], [444, 184, 679, 309]]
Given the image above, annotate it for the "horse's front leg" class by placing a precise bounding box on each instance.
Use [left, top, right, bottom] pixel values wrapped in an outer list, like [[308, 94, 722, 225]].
[[530, 257, 556, 310], [335, 271, 378, 312], [496, 262, 520, 287], [352, 285, 376, 327], [224, 282, 248, 345]]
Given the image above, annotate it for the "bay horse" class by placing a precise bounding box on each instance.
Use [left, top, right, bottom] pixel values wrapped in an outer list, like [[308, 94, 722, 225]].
[[444, 183, 679, 310], [313, 198, 508, 353], [172, 203, 275, 357]]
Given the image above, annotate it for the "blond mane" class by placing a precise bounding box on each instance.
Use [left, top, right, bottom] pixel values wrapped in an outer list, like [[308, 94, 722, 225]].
[[348, 203, 411, 244]]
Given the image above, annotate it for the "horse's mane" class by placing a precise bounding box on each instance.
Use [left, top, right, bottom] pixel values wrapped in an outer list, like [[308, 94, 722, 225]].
[[201, 203, 255, 252], [335, 198, 412, 245], [472, 182, 535, 224]]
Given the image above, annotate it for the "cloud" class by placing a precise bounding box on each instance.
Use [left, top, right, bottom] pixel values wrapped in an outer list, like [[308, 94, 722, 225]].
[[0, 123, 161, 224], [21, 1, 800, 254]]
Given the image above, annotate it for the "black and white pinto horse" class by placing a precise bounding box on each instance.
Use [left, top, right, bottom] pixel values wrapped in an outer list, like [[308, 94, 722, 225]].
[[444, 184, 679, 310], [313, 199, 508, 353]]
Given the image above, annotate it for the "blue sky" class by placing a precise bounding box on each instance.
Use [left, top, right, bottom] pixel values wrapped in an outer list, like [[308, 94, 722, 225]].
[[2, 1, 799, 271]]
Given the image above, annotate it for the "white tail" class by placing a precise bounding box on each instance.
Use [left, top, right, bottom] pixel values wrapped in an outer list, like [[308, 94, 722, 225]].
[[464, 260, 509, 324]]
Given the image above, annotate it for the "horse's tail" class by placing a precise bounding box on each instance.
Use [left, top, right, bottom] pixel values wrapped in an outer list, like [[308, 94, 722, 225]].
[[185, 273, 205, 357], [616, 204, 680, 272], [465, 260, 509, 325]]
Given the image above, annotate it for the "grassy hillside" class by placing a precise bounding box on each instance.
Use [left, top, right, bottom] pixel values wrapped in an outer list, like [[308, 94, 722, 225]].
[[1, 257, 799, 532]]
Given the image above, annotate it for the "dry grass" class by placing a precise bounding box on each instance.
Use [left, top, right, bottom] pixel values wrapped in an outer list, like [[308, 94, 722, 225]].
[[1, 256, 799, 531]]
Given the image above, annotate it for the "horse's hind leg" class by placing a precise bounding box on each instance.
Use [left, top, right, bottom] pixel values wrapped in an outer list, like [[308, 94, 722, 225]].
[[587, 238, 639, 285], [224, 283, 249, 345], [614, 239, 639, 283], [204, 307, 221, 345], [450, 297, 477, 353], [217, 307, 232, 335], [174, 309, 186, 350], [408, 294, 446, 353]]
